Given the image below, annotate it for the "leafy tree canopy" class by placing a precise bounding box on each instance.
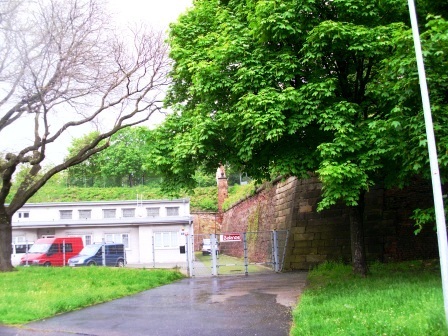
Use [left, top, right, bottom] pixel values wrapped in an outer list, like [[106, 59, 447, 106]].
[[151, 0, 448, 209], [147, 0, 448, 275], [65, 127, 156, 187]]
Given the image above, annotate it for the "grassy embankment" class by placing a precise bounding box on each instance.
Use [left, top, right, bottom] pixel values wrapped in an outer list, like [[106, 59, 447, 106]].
[[23, 184, 219, 212], [0, 267, 183, 325], [22, 182, 257, 212], [291, 260, 448, 336]]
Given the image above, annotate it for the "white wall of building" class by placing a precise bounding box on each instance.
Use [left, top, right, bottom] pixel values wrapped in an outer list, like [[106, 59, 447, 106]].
[[12, 199, 193, 265]]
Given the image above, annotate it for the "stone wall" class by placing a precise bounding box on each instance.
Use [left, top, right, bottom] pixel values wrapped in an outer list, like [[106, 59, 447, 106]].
[[191, 212, 218, 251], [192, 212, 219, 235], [218, 176, 439, 270]]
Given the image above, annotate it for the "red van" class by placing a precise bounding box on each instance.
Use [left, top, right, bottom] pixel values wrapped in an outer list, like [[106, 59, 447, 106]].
[[20, 237, 84, 266]]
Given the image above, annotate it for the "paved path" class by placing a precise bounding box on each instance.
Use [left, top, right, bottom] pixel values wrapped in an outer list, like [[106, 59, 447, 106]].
[[0, 272, 307, 336]]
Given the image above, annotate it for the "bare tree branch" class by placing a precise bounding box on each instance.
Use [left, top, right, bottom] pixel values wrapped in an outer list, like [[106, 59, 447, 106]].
[[0, 0, 171, 270]]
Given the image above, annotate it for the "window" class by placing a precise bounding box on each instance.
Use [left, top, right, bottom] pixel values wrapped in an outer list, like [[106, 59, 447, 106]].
[[106, 245, 124, 254], [154, 232, 178, 248], [60, 210, 73, 220], [49, 244, 59, 254], [78, 210, 91, 219], [84, 235, 92, 246], [60, 243, 73, 253], [68, 234, 91, 246], [166, 207, 179, 216], [122, 208, 135, 218], [103, 209, 116, 219], [13, 243, 33, 254], [13, 236, 27, 244], [146, 207, 159, 217], [18, 212, 30, 219], [105, 233, 130, 249]]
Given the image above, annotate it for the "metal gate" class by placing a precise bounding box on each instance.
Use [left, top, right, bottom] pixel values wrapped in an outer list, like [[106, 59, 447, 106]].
[[185, 230, 289, 277]]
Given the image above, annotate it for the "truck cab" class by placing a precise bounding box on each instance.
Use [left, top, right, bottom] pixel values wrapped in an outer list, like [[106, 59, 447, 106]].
[[201, 238, 219, 255], [20, 237, 83, 266]]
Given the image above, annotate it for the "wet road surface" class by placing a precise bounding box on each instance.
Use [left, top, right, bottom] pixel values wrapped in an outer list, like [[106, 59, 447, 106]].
[[0, 272, 307, 336]]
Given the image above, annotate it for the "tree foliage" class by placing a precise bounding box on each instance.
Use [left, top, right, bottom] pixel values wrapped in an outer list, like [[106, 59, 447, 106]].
[[159, 0, 448, 194], [0, 0, 171, 271], [150, 0, 448, 275], [65, 131, 104, 186], [66, 127, 156, 187], [65, 126, 219, 188]]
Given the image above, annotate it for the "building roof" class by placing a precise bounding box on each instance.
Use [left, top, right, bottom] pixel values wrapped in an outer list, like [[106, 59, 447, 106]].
[[17, 199, 190, 208], [13, 216, 193, 229]]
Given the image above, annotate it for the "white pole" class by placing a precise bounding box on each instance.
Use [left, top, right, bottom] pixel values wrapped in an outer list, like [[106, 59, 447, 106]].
[[408, 0, 448, 325], [211, 234, 218, 276]]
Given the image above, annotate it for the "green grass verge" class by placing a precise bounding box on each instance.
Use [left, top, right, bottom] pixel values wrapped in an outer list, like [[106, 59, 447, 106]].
[[291, 260, 448, 336], [0, 267, 184, 325], [195, 252, 271, 275]]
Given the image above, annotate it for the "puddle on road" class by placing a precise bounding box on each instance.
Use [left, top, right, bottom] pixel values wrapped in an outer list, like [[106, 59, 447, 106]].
[[208, 274, 307, 307]]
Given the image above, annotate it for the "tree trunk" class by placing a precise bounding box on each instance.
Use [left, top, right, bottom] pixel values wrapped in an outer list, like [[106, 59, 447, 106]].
[[0, 207, 13, 272], [349, 191, 368, 277]]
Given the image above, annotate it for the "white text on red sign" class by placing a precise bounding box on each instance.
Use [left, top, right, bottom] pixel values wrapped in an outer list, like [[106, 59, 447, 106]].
[[222, 234, 241, 242]]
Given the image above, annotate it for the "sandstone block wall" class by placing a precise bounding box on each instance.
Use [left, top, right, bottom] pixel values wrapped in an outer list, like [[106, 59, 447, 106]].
[[191, 212, 218, 251], [216, 176, 439, 270]]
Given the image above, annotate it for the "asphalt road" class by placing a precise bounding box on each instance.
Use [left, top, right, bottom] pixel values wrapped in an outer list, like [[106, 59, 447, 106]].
[[0, 272, 307, 336]]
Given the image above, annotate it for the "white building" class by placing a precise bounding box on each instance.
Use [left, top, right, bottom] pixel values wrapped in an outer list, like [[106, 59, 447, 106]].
[[12, 199, 193, 265]]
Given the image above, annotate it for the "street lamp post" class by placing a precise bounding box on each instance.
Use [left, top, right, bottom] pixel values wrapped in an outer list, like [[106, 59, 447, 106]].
[[407, 0, 448, 326]]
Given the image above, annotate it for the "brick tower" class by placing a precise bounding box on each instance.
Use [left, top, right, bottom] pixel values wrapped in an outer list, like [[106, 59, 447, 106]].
[[216, 164, 228, 230]]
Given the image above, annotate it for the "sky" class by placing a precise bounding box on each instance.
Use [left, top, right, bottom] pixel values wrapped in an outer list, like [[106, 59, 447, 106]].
[[1, 0, 192, 165], [107, 0, 192, 30]]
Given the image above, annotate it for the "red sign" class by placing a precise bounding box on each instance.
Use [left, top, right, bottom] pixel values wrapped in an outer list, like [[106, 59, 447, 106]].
[[222, 233, 241, 242]]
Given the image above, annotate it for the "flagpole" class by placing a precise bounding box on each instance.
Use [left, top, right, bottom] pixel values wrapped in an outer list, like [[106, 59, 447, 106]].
[[407, 0, 448, 325]]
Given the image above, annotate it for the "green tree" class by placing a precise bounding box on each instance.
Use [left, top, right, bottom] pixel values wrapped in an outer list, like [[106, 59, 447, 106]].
[[0, 0, 170, 271], [66, 127, 160, 187], [152, 0, 448, 275], [65, 132, 104, 187], [99, 127, 152, 187]]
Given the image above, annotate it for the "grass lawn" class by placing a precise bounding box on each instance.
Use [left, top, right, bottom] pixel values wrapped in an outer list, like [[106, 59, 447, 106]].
[[0, 266, 183, 325], [291, 260, 448, 336], [195, 252, 272, 275]]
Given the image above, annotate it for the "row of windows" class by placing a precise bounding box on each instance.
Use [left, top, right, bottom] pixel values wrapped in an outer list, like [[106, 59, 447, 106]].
[[14, 231, 178, 251], [67, 234, 130, 249], [76, 232, 177, 250], [154, 231, 178, 248], [105, 233, 129, 248], [49, 243, 75, 253], [17, 207, 182, 220], [61, 207, 179, 220], [18, 212, 30, 218]]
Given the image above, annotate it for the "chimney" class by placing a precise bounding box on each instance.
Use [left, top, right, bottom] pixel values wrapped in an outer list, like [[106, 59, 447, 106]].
[[216, 164, 228, 214]]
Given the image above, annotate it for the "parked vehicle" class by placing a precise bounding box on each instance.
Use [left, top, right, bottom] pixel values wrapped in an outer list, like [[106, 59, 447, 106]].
[[11, 242, 34, 266], [201, 238, 219, 256], [20, 237, 83, 266], [68, 243, 126, 267]]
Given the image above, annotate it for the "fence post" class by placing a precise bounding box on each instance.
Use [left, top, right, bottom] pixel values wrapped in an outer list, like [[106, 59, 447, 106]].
[[243, 232, 248, 276], [152, 236, 156, 268], [102, 243, 106, 266], [211, 234, 218, 276], [185, 234, 193, 277], [25, 240, 29, 267], [272, 230, 280, 273], [280, 230, 289, 272], [63, 239, 66, 266]]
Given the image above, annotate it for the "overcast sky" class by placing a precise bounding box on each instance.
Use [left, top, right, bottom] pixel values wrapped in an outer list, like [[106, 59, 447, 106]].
[[1, 0, 192, 165], [108, 0, 192, 30]]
